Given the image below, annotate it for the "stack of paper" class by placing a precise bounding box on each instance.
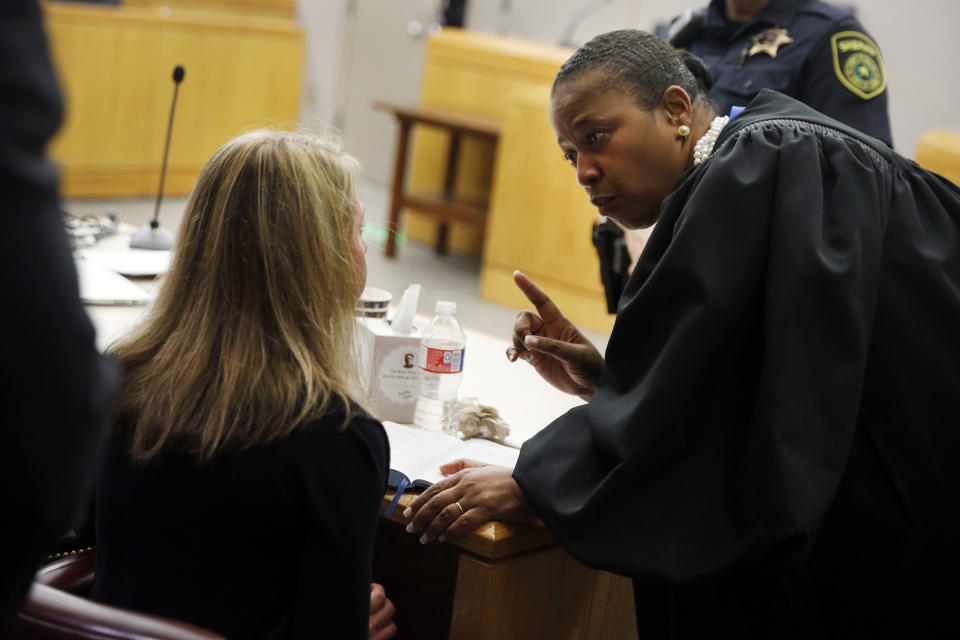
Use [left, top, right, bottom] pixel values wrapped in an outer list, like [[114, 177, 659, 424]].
[[78, 248, 171, 277], [74, 254, 152, 305]]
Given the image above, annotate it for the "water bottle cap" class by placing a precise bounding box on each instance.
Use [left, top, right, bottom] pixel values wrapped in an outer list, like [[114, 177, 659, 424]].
[[435, 300, 456, 314]]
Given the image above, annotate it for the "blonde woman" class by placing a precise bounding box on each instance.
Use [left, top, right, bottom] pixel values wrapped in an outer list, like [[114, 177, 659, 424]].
[[90, 130, 395, 639]]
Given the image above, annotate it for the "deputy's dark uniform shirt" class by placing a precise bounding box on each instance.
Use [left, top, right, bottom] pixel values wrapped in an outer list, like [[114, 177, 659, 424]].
[[514, 91, 959, 637], [667, 0, 892, 146]]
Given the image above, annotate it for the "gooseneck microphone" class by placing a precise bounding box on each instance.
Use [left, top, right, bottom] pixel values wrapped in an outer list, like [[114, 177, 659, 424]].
[[130, 65, 185, 250]]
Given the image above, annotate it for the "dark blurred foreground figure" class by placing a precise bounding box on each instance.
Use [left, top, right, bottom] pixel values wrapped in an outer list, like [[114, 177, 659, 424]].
[[404, 30, 960, 638], [0, 0, 116, 626], [664, 0, 892, 146], [92, 130, 395, 640]]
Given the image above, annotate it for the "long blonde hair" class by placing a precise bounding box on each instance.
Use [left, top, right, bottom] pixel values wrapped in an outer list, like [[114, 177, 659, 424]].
[[110, 129, 365, 462]]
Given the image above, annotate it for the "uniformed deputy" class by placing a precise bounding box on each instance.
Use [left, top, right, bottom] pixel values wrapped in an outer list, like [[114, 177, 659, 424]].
[[592, 0, 895, 301], [664, 0, 892, 145]]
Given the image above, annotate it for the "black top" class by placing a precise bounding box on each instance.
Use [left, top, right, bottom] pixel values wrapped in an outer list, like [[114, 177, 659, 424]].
[[669, 0, 892, 146], [1, 0, 117, 623], [514, 91, 960, 637], [92, 403, 389, 639]]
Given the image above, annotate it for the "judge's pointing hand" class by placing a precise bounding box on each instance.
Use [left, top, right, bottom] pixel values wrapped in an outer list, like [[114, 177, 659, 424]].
[[402, 459, 537, 544], [506, 270, 604, 401]]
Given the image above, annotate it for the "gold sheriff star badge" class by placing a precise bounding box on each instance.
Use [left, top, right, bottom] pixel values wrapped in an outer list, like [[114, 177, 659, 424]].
[[748, 27, 794, 58]]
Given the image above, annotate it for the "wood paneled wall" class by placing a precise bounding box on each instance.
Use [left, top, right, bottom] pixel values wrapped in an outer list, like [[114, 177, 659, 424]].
[[43, 2, 304, 198], [125, 0, 296, 19], [412, 30, 615, 333]]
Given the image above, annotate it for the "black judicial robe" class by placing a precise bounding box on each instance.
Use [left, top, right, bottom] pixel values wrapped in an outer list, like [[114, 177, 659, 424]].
[[513, 90, 960, 638]]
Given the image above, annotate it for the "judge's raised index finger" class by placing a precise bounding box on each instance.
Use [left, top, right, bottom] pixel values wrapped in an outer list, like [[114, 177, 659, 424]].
[[513, 270, 563, 324]]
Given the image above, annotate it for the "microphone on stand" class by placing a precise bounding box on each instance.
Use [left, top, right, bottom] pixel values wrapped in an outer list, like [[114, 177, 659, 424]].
[[130, 65, 185, 250]]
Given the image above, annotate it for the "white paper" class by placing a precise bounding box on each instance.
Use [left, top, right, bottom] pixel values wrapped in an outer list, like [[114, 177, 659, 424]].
[[79, 248, 172, 277], [383, 421, 520, 485], [74, 254, 152, 305]]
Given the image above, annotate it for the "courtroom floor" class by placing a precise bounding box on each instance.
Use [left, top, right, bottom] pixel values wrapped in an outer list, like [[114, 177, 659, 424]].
[[64, 177, 610, 352]]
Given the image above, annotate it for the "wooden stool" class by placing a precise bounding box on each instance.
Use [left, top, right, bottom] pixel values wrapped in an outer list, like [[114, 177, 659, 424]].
[[374, 101, 500, 257]]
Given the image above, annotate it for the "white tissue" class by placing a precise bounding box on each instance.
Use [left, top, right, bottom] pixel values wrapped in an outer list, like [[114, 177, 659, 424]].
[[456, 397, 511, 442], [392, 283, 421, 334]]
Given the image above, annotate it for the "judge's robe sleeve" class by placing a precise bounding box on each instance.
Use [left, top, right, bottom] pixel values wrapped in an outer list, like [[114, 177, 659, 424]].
[[513, 121, 890, 583]]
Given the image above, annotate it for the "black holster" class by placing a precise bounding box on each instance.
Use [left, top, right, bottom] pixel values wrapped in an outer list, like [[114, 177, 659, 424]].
[[591, 218, 630, 314]]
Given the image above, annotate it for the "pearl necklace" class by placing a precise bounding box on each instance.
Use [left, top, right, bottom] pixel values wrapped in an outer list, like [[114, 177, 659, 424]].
[[692, 115, 730, 165]]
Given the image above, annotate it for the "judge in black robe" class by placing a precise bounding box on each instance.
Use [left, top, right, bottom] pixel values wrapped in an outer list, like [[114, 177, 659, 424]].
[[405, 31, 960, 638], [516, 88, 960, 636]]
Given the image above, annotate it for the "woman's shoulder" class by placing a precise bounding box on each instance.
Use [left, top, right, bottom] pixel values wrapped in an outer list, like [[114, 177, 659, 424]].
[[291, 399, 389, 500], [294, 397, 388, 459]]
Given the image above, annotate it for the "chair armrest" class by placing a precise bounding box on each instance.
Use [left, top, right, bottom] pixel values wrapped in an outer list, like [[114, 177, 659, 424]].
[[11, 583, 226, 640], [34, 550, 95, 595]]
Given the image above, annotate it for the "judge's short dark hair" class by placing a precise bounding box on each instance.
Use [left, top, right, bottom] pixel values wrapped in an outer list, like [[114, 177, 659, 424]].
[[553, 29, 715, 111]]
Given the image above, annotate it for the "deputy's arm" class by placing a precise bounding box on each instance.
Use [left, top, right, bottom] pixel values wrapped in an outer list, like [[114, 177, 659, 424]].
[[797, 24, 892, 146]]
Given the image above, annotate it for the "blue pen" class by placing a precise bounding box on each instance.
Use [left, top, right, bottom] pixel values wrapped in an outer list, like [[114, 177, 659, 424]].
[[384, 476, 409, 516]]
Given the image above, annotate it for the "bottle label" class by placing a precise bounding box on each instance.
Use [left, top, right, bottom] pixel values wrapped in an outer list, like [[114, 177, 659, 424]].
[[419, 344, 465, 374]]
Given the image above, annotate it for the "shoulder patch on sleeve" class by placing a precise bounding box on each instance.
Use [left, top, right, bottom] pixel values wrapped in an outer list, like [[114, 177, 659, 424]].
[[830, 31, 886, 99]]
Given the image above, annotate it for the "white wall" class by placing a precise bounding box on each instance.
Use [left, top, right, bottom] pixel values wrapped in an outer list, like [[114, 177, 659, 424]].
[[465, 0, 649, 46], [296, 0, 348, 130], [852, 0, 960, 153], [297, 0, 960, 175], [463, 0, 960, 154]]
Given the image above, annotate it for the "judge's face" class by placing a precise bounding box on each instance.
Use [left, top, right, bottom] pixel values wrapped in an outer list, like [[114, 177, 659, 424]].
[[551, 77, 689, 229]]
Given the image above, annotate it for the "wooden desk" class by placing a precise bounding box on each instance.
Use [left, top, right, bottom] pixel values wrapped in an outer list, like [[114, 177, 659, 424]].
[[377, 492, 637, 640], [374, 102, 500, 258]]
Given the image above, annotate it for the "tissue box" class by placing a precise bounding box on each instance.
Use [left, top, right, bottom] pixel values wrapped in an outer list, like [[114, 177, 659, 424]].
[[357, 317, 422, 423]]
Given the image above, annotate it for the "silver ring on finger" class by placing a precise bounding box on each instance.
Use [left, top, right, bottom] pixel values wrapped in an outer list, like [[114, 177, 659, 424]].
[[455, 500, 465, 515]]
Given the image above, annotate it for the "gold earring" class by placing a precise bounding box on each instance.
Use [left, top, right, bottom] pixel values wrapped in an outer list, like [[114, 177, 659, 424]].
[[678, 124, 691, 138]]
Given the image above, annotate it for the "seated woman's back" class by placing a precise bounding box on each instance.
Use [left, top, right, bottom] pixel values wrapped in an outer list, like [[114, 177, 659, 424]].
[[93, 402, 386, 639], [91, 129, 387, 639]]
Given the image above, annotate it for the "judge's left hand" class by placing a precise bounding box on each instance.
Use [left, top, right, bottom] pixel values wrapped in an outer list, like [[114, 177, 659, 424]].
[[403, 459, 537, 543]]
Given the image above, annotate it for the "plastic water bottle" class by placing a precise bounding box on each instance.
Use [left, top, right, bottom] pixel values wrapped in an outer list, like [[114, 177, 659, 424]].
[[413, 300, 466, 434]]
